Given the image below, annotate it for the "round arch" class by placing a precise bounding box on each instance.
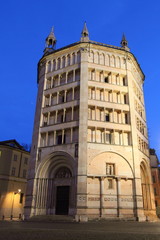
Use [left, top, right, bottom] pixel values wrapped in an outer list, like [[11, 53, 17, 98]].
[[34, 151, 77, 216], [89, 151, 134, 178], [36, 151, 76, 179]]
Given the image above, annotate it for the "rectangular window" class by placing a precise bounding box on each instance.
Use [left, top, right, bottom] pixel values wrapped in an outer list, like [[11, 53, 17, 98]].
[[23, 169, 27, 178], [11, 167, 16, 176], [57, 135, 62, 145], [19, 193, 24, 204], [13, 154, 17, 161], [125, 113, 128, 124], [106, 133, 111, 144], [123, 77, 126, 86], [106, 163, 115, 175], [124, 95, 127, 104], [75, 144, 78, 157], [108, 179, 113, 189], [105, 114, 110, 122], [104, 77, 109, 83], [152, 176, 156, 183], [154, 188, 157, 196], [24, 158, 28, 165]]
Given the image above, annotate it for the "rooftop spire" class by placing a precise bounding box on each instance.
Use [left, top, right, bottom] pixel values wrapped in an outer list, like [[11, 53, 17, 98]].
[[44, 26, 57, 54], [120, 33, 130, 51], [81, 22, 89, 42]]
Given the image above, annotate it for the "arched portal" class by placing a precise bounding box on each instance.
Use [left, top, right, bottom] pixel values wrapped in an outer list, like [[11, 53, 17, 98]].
[[55, 167, 72, 215], [34, 152, 76, 216], [140, 161, 151, 210]]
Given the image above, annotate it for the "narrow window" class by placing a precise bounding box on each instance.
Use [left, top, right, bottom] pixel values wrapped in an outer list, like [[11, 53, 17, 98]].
[[23, 169, 27, 178], [57, 135, 62, 145], [63, 134, 66, 144], [106, 133, 111, 144], [62, 95, 65, 103], [152, 176, 156, 183], [105, 113, 110, 122], [155, 200, 158, 207], [106, 164, 115, 175], [75, 144, 78, 157], [124, 95, 127, 104], [123, 77, 126, 86], [108, 179, 113, 189], [19, 193, 24, 204], [125, 113, 128, 124], [24, 158, 28, 165], [11, 167, 16, 176], [13, 154, 17, 161]]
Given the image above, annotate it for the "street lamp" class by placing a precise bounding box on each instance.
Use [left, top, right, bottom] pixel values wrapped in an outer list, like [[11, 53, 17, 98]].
[[10, 189, 21, 220]]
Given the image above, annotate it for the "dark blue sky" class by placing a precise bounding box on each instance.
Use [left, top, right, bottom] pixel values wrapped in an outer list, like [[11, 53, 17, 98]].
[[0, 0, 160, 158]]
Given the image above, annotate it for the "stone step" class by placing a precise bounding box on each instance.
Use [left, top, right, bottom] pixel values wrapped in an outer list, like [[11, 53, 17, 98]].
[[27, 215, 75, 222]]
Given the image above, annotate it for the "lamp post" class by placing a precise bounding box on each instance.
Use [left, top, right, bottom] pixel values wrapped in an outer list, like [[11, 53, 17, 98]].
[[10, 189, 21, 220]]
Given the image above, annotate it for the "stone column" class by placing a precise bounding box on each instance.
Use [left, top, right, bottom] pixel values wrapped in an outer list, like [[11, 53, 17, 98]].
[[51, 60, 53, 72], [71, 128, 73, 143], [72, 87, 75, 100], [108, 72, 112, 84], [47, 112, 50, 125], [112, 109, 114, 122], [66, 72, 68, 84], [73, 69, 75, 82], [58, 75, 61, 86], [116, 177, 121, 217], [51, 77, 53, 88], [46, 132, 48, 146], [109, 90, 112, 102], [95, 106, 97, 120], [55, 110, 58, 124], [54, 131, 56, 145], [63, 109, 66, 122], [100, 177, 104, 217], [57, 92, 59, 104], [95, 127, 97, 142], [62, 129, 65, 144], [64, 90, 67, 102], [71, 106, 74, 121]]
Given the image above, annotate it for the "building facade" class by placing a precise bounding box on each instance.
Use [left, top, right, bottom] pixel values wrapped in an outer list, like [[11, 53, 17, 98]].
[[0, 140, 30, 220], [150, 149, 160, 209], [25, 24, 156, 221]]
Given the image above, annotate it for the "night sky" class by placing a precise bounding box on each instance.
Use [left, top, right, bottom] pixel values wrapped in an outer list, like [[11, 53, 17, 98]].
[[0, 0, 160, 158]]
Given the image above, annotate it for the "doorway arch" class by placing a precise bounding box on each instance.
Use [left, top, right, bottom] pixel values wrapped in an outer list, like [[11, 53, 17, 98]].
[[34, 151, 76, 216]]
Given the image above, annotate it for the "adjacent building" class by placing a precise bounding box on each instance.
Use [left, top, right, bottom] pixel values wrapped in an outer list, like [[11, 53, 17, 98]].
[[150, 149, 160, 208], [0, 140, 30, 219], [25, 23, 156, 221]]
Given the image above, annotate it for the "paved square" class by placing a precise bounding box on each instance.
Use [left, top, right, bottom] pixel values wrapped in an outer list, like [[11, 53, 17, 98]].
[[0, 221, 160, 240]]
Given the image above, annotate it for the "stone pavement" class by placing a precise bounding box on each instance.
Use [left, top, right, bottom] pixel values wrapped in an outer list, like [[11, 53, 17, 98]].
[[0, 220, 160, 240]]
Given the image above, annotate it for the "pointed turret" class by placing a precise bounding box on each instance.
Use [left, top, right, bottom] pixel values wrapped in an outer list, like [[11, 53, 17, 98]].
[[44, 27, 57, 54], [120, 34, 130, 51], [81, 22, 89, 42]]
